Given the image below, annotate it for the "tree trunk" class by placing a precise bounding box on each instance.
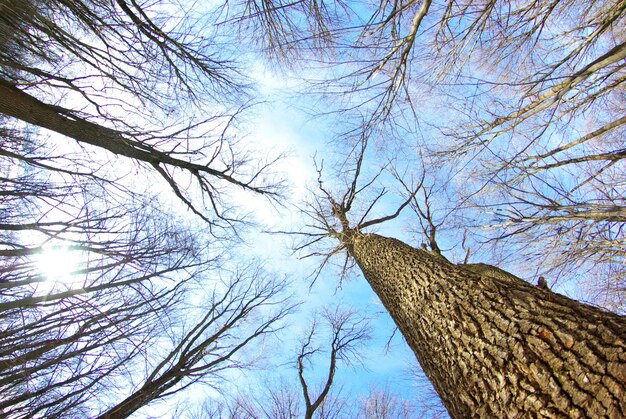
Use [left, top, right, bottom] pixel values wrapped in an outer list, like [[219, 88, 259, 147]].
[[97, 373, 181, 419], [347, 233, 625, 418], [0, 78, 253, 189]]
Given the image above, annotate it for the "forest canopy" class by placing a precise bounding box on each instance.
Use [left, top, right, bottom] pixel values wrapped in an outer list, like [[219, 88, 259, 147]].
[[0, 0, 624, 417]]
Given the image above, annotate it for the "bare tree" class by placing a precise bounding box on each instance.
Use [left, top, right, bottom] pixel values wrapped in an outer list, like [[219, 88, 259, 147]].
[[194, 305, 371, 419], [358, 387, 421, 419], [0, 116, 291, 416], [0, 204, 213, 417], [235, 0, 625, 306], [0, 2, 295, 414], [1, 141, 207, 416], [1, 185, 293, 418], [97, 263, 294, 418], [296, 306, 370, 419], [289, 147, 626, 418], [0, 0, 285, 227]]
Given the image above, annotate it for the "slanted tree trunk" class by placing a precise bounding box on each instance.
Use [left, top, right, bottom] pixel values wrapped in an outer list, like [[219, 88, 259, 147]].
[[345, 232, 625, 418], [0, 79, 222, 178], [0, 79, 271, 194], [97, 373, 180, 419]]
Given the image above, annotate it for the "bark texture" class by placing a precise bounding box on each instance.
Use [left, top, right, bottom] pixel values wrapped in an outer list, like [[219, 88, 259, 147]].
[[347, 233, 626, 418]]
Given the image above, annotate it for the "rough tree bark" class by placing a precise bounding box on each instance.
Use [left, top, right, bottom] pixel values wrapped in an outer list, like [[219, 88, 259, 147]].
[[342, 232, 625, 418]]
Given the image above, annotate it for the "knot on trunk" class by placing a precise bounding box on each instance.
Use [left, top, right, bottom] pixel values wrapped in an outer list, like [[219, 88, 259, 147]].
[[329, 200, 360, 250]]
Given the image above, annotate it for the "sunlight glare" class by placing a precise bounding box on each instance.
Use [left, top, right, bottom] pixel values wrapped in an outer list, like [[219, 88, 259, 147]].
[[36, 245, 79, 283]]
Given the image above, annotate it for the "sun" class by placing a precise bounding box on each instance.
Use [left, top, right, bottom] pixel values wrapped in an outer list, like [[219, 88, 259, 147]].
[[36, 245, 80, 283]]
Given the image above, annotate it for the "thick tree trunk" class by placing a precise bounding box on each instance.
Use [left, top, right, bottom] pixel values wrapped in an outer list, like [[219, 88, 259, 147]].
[[347, 233, 625, 418]]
